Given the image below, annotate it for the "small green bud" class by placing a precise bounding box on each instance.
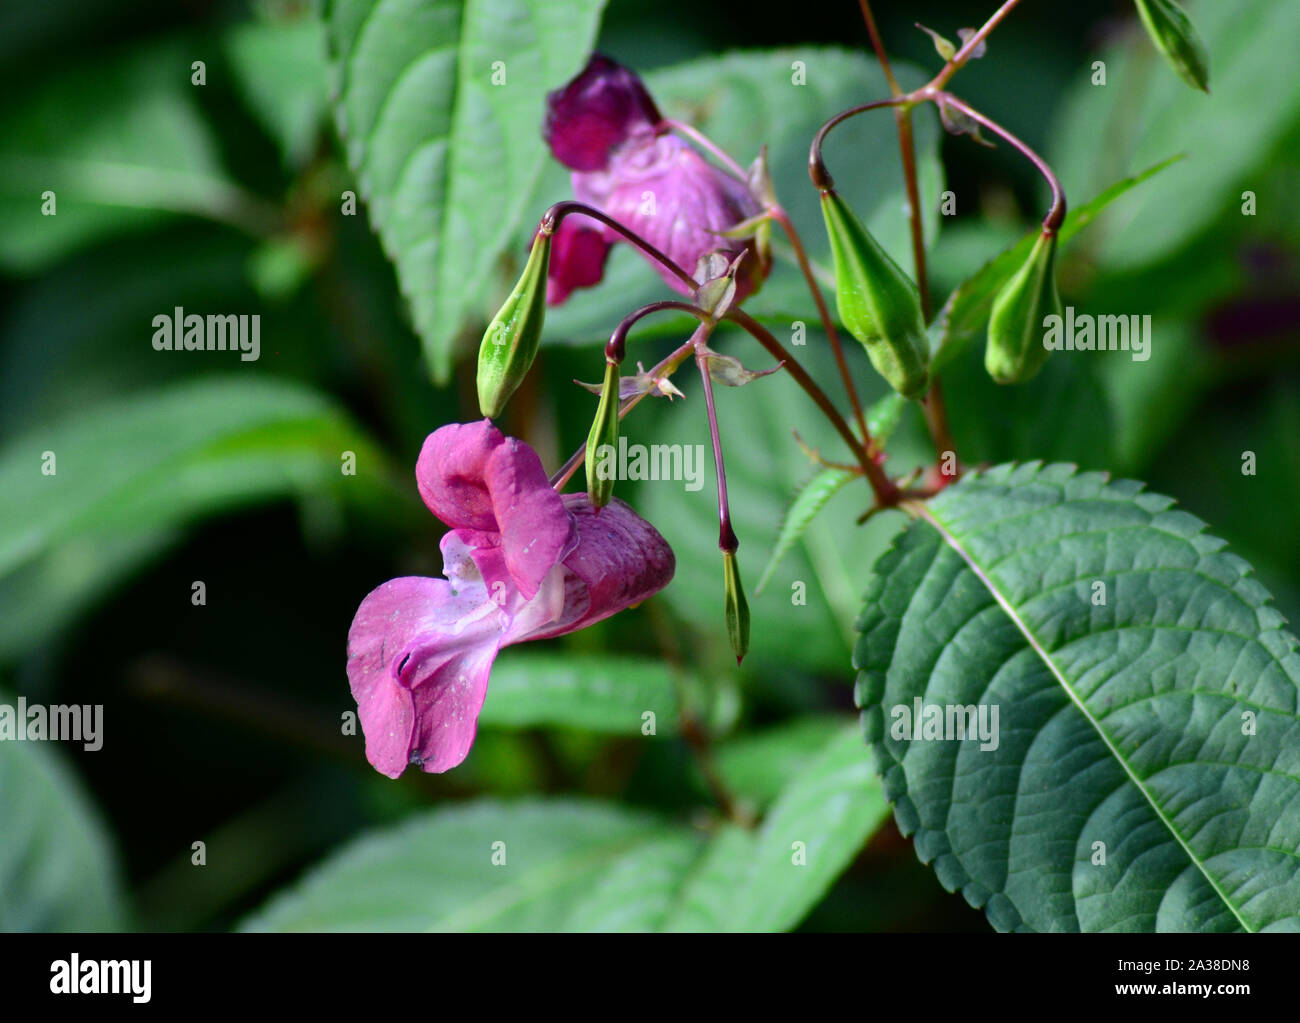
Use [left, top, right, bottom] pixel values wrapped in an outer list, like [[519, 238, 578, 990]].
[[1134, 0, 1210, 93], [985, 229, 1062, 385], [477, 229, 552, 418], [820, 189, 930, 399], [584, 359, 620, 509], [917, 23, 957, 62], [722, 550, 750, 665]]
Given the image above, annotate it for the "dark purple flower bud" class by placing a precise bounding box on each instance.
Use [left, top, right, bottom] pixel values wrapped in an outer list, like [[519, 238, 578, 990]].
[[542, 55, 770, 306], [543, 54, 661, 171]]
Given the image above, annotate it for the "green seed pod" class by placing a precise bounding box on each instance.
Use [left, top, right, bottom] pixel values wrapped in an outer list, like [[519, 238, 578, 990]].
[[722, 550, 750, 665], [820, 189, 930, 399], [985, 229, 1062, 385], [1134, 0, 1210, 93], [584, 359, 620, 509], [476, 229, 552, 418]]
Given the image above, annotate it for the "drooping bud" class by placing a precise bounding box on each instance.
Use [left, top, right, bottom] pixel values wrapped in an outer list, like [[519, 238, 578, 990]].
[[1134, 0, 1210, 94], [584, 358, 621, 509], [476, 229, 552, 418], [820, 189, 930, 399], [722, 550, 750, 665], [985, 229, 1062, 385]]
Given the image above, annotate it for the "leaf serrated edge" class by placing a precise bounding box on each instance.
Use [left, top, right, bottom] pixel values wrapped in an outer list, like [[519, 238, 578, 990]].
[[854, 460, 1300, 933]]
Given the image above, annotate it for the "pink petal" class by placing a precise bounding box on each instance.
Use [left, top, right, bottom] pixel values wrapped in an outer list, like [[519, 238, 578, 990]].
[[347, 575, 505, 777], [441, 529, 567, 636], [416, 421, 575, 600], [518, 495, 675, 642], [572, 135, 766, 299], [546, 219, 613, 305], [415, 421, 503, 532]]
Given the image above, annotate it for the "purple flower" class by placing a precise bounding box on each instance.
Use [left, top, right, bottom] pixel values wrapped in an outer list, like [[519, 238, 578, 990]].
[[347, 420, 675, 777], [543, 54, 769, 305]]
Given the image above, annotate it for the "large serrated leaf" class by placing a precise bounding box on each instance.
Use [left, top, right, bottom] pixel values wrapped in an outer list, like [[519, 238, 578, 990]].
[[854, 462, 1300, 932], [324, 0, 607, 382]]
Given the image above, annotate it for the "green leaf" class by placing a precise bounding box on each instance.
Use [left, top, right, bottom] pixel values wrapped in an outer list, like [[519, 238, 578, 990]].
[[756, 466, 855, 595], [224, 16, 330, 170], [866, 390, 907, 444], [715, 715, 852, 808], [1133, 0, 1210, 92], [324, 0, 608, 382], [943, 331, 1116, 472], [0, 378, 395, 658], [245, 724, 887, 932], [241, 799, 692, 931], [929, 157, 1181, 372], [477, 652, 682, 733], [0, 726, 125, 931], [1051, 0, 1300, 270], [540, 48, 943, 347], [663, 723, 889, 931], [855, 462, 1300, 932], [0, 40, 265, 271]]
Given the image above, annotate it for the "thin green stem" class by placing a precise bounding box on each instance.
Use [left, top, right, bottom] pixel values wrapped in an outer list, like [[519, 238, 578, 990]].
[[550, 305, 709, 491], [928, 0, 1027, 91], [932, 92, 1067, 230], [856, 0, 902, 95], [694, 333, 738, 553], [768, 205, 871, 454], [725, 309, 898, 505], [542, 201, 698, 291], [658, 117, 878, 464]]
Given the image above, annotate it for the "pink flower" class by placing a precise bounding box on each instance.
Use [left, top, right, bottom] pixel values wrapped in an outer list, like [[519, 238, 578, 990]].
[[347, 420, 675, 777], [543, 54, 768, 305]]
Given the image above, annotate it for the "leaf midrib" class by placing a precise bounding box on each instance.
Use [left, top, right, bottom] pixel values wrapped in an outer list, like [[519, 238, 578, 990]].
[[915, 499, 1254, 933]]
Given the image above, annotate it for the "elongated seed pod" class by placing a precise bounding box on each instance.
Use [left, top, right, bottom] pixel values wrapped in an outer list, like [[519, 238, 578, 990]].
[[722, 550, 750, 665], [985, 229, 1062, 385], [820, 189, 929, 399], [584, 359, 620, 509], [477, 230, 552, 418]]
